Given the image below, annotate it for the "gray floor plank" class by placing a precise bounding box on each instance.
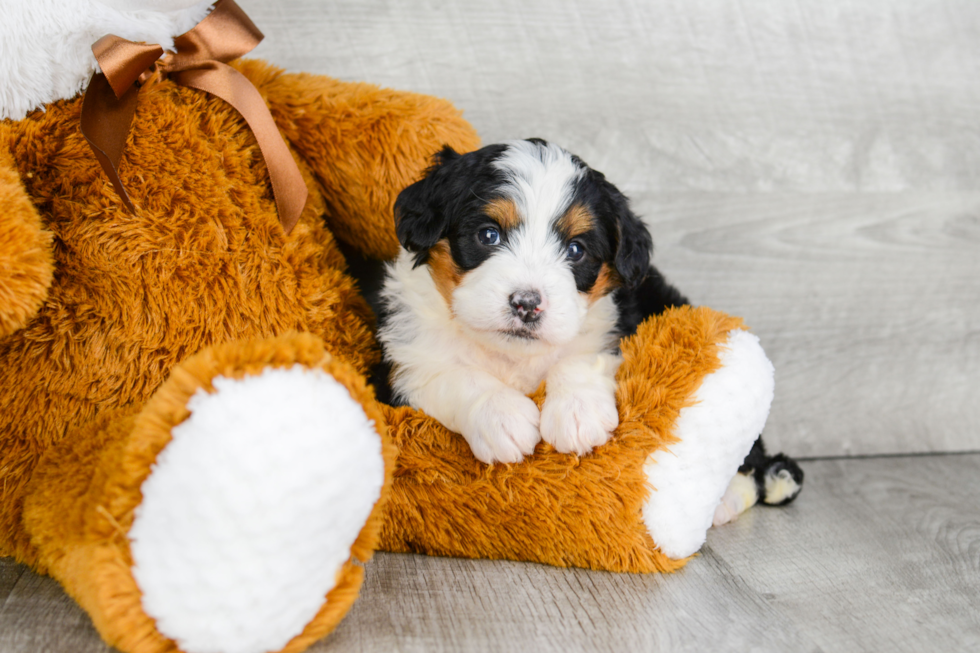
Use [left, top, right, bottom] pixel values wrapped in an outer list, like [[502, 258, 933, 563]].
[[0, 568, 112, 653], [321, 550, 815, 653], [0, 560, 25, 608], [706, 454, 980, 653], [321, 455, 980, 653], [5, 455, 977, 652]]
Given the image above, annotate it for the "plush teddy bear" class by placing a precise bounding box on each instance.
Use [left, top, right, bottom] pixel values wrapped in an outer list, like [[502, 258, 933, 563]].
[[0, 2, 798, 653]]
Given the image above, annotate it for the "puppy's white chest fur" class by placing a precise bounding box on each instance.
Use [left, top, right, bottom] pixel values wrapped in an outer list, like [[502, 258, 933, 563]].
[[380, 248, 622, 464], [459, 340, 560, 396]]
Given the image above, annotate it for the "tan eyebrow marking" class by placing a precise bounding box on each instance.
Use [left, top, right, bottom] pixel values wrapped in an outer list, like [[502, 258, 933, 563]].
[[484, 197, 522, 229], [556, 203, 595, 238]]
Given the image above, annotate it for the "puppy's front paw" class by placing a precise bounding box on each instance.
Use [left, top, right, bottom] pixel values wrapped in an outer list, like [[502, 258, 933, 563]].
[[540, 384, 619, 456], [462, 389, 541, 464]]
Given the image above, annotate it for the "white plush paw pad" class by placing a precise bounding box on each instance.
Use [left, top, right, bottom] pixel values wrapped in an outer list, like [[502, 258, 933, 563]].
[[540, 385, 619, 456], [129, 366, 385, 653], [642, 330, 774, 559]]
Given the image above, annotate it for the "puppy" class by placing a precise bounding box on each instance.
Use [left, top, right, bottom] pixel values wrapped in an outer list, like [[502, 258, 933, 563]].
[[377, 139, 687, 464]]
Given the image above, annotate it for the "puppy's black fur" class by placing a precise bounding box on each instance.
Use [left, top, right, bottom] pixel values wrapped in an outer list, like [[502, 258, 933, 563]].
[[395, 144, 510, 271]]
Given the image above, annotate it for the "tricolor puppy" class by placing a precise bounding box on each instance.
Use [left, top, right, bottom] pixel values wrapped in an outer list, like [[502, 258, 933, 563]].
[[377, 139, 687, 464]]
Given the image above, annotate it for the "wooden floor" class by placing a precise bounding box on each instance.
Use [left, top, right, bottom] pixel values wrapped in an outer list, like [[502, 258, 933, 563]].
[[2, 453, 978, 652]]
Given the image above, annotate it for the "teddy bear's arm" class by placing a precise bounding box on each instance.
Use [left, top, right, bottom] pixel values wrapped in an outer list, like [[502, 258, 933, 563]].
[[0, 139, 53, 336], [234, 59, 481, 260]]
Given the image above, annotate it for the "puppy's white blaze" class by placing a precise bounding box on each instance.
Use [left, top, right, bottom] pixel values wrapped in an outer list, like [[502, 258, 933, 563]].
[[379, 247, 620, 404], [492, 140, 585, 227]]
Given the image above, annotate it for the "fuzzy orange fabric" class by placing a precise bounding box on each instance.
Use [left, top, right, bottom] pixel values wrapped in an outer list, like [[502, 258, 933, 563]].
[[22, 332, 398, 653], [240, 60, 481, 260], [0, 58, 479, 566], [379, 305, 744, 573], [0, 145, 53, 336]]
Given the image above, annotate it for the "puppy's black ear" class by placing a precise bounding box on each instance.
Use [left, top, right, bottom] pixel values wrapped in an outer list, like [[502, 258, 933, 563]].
[[603, 180, 652, 289], [394, 146, 461, 258]]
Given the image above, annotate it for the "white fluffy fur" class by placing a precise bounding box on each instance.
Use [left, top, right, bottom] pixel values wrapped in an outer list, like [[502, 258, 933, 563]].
[[379, 142, 622, 464], [641, 329, 775, 559], [129, 366, 385, 653], [0, 0, 213, 121]]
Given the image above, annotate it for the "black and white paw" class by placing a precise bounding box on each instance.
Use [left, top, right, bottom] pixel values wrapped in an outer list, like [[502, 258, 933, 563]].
[[760, 453, 804, 506], [713, 442, 805, 525]]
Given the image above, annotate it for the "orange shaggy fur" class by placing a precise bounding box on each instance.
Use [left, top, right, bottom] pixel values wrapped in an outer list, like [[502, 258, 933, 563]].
[[0, 58, 477, 653], [0, 146, 53, 336]]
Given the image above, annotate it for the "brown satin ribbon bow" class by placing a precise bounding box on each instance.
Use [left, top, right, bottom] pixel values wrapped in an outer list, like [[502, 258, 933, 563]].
[[80, 0, 307, 234]]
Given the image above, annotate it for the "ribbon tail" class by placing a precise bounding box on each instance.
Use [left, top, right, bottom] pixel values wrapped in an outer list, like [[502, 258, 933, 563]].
[[174, 64, 308, 235], [80, 73, 139, 213]]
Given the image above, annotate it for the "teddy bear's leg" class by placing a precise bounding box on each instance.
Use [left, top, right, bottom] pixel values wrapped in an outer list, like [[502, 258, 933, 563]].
[[23, 333, 394, 653], [640, 328, 775, 559], [234, 60, 482, 260]]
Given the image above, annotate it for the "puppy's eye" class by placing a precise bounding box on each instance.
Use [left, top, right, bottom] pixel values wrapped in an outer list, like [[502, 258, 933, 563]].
[[566, 240, 585, 262], [478, 227, 501, 246]]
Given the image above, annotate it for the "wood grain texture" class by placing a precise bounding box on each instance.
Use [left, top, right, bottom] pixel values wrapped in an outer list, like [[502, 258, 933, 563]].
[[703, 454, 980, 653], [237, 0, 980, 456], [633, 192, 980, 457], [3, 455, 979, 652]]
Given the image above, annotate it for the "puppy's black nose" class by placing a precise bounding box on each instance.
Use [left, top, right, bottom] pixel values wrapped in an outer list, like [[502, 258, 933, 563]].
[[509, 290, 542, 323]]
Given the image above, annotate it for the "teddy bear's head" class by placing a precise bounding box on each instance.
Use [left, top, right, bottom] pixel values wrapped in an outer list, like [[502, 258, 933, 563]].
[[0, 0, 214, 120], [0, 0, 279, 338]]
